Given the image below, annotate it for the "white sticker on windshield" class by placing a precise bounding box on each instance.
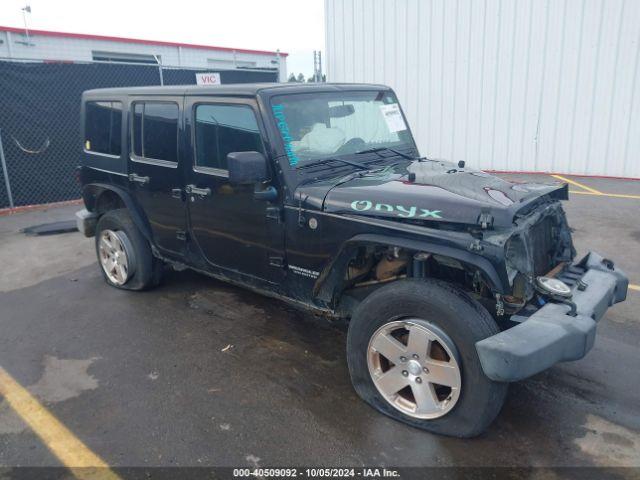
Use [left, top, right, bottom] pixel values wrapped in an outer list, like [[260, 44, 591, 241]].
[[379, 103, 407, 133]]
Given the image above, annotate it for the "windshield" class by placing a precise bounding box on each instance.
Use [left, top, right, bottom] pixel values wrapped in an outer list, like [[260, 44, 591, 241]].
[[270, 90, 416, 167]]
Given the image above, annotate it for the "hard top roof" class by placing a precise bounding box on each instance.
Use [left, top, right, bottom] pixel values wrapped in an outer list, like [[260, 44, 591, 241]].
[[82, 82, 392, 99]]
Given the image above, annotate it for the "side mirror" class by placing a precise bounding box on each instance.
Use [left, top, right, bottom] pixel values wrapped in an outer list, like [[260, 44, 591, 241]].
[[227, 151, 269, 185]]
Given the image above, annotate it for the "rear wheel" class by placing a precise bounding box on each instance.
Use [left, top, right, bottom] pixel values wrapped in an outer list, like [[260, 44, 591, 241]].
[[347, 279, 508, 438], [94, 209, 162, 290], [98, 229, 135, 286]]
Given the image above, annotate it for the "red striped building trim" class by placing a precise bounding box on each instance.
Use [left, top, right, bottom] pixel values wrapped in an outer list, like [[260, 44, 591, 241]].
[[0, 25, 287, 57]]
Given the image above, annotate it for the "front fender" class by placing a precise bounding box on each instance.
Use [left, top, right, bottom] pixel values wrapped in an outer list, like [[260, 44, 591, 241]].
[[315, 233, 508, 307]]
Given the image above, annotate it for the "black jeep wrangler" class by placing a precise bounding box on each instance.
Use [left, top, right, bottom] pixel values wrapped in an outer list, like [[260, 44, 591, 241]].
[[76, 83, 628, 437]]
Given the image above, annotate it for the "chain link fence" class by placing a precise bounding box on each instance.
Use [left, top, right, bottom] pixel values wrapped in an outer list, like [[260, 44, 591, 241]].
[[0, 59, 278, 209]]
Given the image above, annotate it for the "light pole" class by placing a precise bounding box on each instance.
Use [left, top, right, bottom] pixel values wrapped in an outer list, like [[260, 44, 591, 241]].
[[21, 5, 32, 46], [313, 51, 323, 83]]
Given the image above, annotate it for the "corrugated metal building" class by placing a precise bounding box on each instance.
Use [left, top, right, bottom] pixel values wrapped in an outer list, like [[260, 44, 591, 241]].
[[325, 0, 640, 178], [0, 26, 287, 80]]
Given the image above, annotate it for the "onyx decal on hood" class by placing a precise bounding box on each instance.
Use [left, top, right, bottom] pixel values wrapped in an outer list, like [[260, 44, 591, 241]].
[[350, 200, 443, 219], [294, 159, 568, 227]]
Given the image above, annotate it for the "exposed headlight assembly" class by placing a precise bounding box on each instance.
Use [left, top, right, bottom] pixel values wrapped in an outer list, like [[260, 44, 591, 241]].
[[536, 276, 572, 298]]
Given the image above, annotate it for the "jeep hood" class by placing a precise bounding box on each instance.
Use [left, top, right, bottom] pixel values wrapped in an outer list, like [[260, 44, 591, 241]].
[[294, 160, 568, 228]]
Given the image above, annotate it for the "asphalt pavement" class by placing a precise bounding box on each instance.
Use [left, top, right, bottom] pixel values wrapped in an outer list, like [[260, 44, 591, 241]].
[[0, 174, 638, 474]]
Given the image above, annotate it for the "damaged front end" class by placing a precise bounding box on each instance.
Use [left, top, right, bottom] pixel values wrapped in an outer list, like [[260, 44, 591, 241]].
[[478, 199, 628, 382], [498, 200, 576, 309]]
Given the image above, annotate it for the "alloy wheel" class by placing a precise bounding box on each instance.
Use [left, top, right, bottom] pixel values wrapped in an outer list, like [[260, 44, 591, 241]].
[[367, 319, 462, 419], [98, 229, 134, 286]]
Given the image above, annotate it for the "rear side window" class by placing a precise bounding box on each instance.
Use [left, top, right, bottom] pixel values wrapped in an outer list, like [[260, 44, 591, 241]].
[[195, 104, 263, 170], [132, 102, 179, 163], [85, 101, 122, 156]]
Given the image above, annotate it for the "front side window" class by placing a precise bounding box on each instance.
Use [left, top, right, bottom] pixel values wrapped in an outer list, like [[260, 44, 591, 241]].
[[85, 101, 122, 156], [270, 91, 416, 167], [195, 104, 263, 171], [132, 102, 179, 163]]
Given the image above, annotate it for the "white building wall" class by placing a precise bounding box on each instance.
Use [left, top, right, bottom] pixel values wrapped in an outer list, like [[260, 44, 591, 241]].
[[325, 0, 640, 178]]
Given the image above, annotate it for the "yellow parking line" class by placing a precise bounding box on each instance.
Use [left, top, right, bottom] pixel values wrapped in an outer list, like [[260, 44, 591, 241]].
[[568, 190, 640, 200], [0, 366, 120, 480], [552, 174, 604, 195], [630, 284, 640, 292]]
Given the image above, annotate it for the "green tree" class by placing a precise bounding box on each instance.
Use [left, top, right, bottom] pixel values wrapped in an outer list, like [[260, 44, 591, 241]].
[[288, 73, 297, 83], [297, 73, 305, 83]]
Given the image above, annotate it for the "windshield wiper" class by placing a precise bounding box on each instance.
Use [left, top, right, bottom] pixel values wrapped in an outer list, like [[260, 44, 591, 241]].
[[355, 147, 415, 160], [298, 157, 370, 171]]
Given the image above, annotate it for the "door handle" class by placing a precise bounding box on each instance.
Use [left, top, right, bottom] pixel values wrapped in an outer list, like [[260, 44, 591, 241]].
[[254, 186, 278, 202], [185, 185, 211, 197], [129, 173, 150, 185]]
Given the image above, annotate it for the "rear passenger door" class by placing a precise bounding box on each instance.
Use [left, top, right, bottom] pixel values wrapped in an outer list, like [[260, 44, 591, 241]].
[[128, 98, 186, 256]]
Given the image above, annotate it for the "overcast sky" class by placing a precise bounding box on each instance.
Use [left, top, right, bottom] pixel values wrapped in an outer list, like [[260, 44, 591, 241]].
[[0, 0, 325, 78]]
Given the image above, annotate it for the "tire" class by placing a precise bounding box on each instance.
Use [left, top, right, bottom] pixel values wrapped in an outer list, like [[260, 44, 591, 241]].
[[94, 209, 163, 290], [347, 278, 508, 438]]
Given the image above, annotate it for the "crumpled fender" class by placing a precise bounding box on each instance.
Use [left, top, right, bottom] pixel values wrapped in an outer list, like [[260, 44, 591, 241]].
[[314, 232, 507, 307]]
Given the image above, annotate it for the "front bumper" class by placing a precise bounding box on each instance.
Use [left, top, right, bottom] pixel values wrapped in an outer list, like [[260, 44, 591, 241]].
[[476, 252, 628, 382]]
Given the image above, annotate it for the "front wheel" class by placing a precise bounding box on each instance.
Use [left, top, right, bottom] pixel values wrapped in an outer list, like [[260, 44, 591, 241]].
[[347, 279, 508, 438]]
